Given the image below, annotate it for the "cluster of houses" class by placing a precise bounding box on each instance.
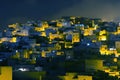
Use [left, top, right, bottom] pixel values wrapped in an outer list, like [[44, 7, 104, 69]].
[[1, 16, 120, 79]]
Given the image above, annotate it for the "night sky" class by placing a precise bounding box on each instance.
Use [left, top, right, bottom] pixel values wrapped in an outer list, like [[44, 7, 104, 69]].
[[1, 0, 120, 26]]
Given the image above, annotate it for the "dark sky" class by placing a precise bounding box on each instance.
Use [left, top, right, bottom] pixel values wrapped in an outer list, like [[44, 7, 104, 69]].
[[0, 0, 120, 26]]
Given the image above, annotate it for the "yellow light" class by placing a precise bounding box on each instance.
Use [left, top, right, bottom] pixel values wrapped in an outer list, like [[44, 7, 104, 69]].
[[0, 66, 12, 80], [99, 30, 107, 35], [42, 22, 49, 28], [41, 50, 46, 57], [113, 58, 117, 62], [11, 37, 16, 43], [35, 27, 45, 32], [99, 35, 107, 41], [8, 24, 16, 28], [78, 75, 92, 80]]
